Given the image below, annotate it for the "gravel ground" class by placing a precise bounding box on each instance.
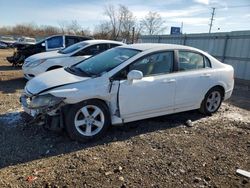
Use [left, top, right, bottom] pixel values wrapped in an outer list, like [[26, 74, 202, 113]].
[[0, 49, 249, 188]]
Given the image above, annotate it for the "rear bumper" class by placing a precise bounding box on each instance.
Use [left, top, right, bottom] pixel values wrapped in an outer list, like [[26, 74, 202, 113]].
[[224, 89, 233, 101]]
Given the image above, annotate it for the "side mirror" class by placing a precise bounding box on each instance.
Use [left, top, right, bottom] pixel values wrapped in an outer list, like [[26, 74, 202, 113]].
[[127, 70, 143, 83], [41, 42, 45, 47]]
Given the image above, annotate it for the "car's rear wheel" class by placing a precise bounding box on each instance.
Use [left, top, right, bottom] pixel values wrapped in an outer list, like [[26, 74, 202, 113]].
[[200, 87, 223, 115], [65, 100, 110, 142]]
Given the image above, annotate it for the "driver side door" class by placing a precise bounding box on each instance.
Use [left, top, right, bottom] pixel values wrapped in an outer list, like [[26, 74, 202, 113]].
[[118, 51, 176, 122]]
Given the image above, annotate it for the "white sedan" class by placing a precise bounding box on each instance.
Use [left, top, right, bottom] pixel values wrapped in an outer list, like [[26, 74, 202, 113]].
[[22, 40, 124, 80], [20, 43, 234, 141]]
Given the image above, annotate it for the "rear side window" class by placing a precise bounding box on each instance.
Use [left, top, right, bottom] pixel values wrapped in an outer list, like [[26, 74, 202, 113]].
[[47, 36, 63, 49], [65, 38, 77, 47], [76, 44, 108, 56], [178, 51, 205, 71], [129, 51, 174, 77]]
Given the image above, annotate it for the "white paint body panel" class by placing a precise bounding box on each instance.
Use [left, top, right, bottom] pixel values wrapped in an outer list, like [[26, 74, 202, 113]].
[[22, 40, 124, 79], [23, 44, 234, 125]]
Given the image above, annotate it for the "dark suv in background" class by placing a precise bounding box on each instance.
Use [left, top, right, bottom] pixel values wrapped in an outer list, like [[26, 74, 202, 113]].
[[7, 35, 92, 66]]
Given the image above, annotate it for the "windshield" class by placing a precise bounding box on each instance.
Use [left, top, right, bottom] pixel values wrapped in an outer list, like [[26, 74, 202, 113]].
[[59, 42, 88, 54], [74, 48, 140, 76]]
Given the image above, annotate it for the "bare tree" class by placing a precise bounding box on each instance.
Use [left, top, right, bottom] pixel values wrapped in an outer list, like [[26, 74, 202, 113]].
[[101, 4, 137, 42], [93, 22, 111, 39], [58, 21, 68, 34], [119, 5, 135, 42], [104, 5, 121, 39], [39, 25, 60, 36], [0, 21, 93, 38], [141, 11, 166, 35], [66, 20, 82, 35], [11, 23, 38, 37]]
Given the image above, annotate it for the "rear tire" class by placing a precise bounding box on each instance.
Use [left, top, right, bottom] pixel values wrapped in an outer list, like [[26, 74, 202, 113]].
[[199, 87, 223, 115], [65, 100, 110, 142]]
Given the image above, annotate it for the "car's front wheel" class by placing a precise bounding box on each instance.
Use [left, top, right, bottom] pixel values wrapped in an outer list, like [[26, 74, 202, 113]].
[[200, 87, 223, 115], [65, 100, 110, 142]]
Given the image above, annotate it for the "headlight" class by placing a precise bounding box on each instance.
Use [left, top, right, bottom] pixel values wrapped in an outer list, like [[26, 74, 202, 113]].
[[24, 59, 47, 68], [29, 94, 64, 109]]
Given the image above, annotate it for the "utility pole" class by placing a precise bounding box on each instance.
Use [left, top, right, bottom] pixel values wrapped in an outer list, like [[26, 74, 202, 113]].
[[181, 22, 183, 34], [209, 7, 215, 33], [132, 27, 135, 44]]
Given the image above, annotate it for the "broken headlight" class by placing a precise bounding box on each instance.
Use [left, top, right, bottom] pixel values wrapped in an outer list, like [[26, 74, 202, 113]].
[[29, 94, 64, 109]]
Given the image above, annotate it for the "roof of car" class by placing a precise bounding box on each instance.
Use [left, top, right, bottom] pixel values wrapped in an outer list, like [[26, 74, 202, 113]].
[[76, 40, 125, 45], [46, 35, 93, 40], [121, 43, 199, 52]]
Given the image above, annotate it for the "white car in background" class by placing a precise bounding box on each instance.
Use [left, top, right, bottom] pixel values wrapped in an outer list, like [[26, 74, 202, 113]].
[[21, 43, 234, 142], [22, 40, 124, 80]]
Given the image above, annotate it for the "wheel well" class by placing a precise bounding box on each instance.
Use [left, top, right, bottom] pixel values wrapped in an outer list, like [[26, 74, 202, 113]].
[[87, 98, 109, 109], [47, 65, 62, 71], [61, 98, 110, 128], [64, 98, 110, 112], [208, 85, 225, 98]]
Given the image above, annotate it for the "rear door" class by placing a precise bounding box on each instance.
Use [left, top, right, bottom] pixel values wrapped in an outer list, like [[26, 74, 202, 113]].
[[174, 50, 215, 109]]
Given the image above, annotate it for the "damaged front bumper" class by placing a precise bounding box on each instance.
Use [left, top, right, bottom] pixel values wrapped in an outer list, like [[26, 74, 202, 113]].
[[20, 93, 66, 131], [20, 95, 40, 117], [7, 51, 25, 65]]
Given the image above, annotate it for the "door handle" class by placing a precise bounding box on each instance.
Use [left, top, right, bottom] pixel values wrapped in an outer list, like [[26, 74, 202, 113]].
[[162, 79, 176, 83], [200, 73, 211, 78]]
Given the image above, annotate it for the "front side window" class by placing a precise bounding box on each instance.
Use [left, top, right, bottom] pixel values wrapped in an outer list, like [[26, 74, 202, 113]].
[[47, 36, 63, 49], [129, 51, 174, 77], [74, 48, 140, 76], [178, 51, 205, 71]]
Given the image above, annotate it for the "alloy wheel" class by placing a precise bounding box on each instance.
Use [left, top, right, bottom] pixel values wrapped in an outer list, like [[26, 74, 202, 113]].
[[74, 105, 105, 136], [206, 91, 221, 113]]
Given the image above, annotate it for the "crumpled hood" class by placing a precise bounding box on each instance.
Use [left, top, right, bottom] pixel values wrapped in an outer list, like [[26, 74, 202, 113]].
[[25, 51, 67, 63], [25, 68, 90, 95]]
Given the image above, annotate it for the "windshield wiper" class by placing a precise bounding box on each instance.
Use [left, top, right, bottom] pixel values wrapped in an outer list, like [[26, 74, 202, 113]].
[[65, 67, 91, 77]]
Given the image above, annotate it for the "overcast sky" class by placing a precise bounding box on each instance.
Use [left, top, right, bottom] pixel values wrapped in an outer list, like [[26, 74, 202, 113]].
[[1, 0, 250, 34]]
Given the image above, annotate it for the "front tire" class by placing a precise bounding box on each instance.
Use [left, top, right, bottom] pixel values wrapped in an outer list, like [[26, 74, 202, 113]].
[[200, 87, 223, 115], [65, 100, 110, 142]]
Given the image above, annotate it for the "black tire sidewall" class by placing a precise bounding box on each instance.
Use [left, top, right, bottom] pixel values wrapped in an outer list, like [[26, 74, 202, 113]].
[[201, 87, 223, 115], [65, 100, 110, 142]]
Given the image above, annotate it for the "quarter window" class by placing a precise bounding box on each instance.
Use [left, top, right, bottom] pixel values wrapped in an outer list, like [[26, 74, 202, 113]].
[[129, 51, 174, 77], [178, 51, 205, 71], [204, 56, 212, 68]]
